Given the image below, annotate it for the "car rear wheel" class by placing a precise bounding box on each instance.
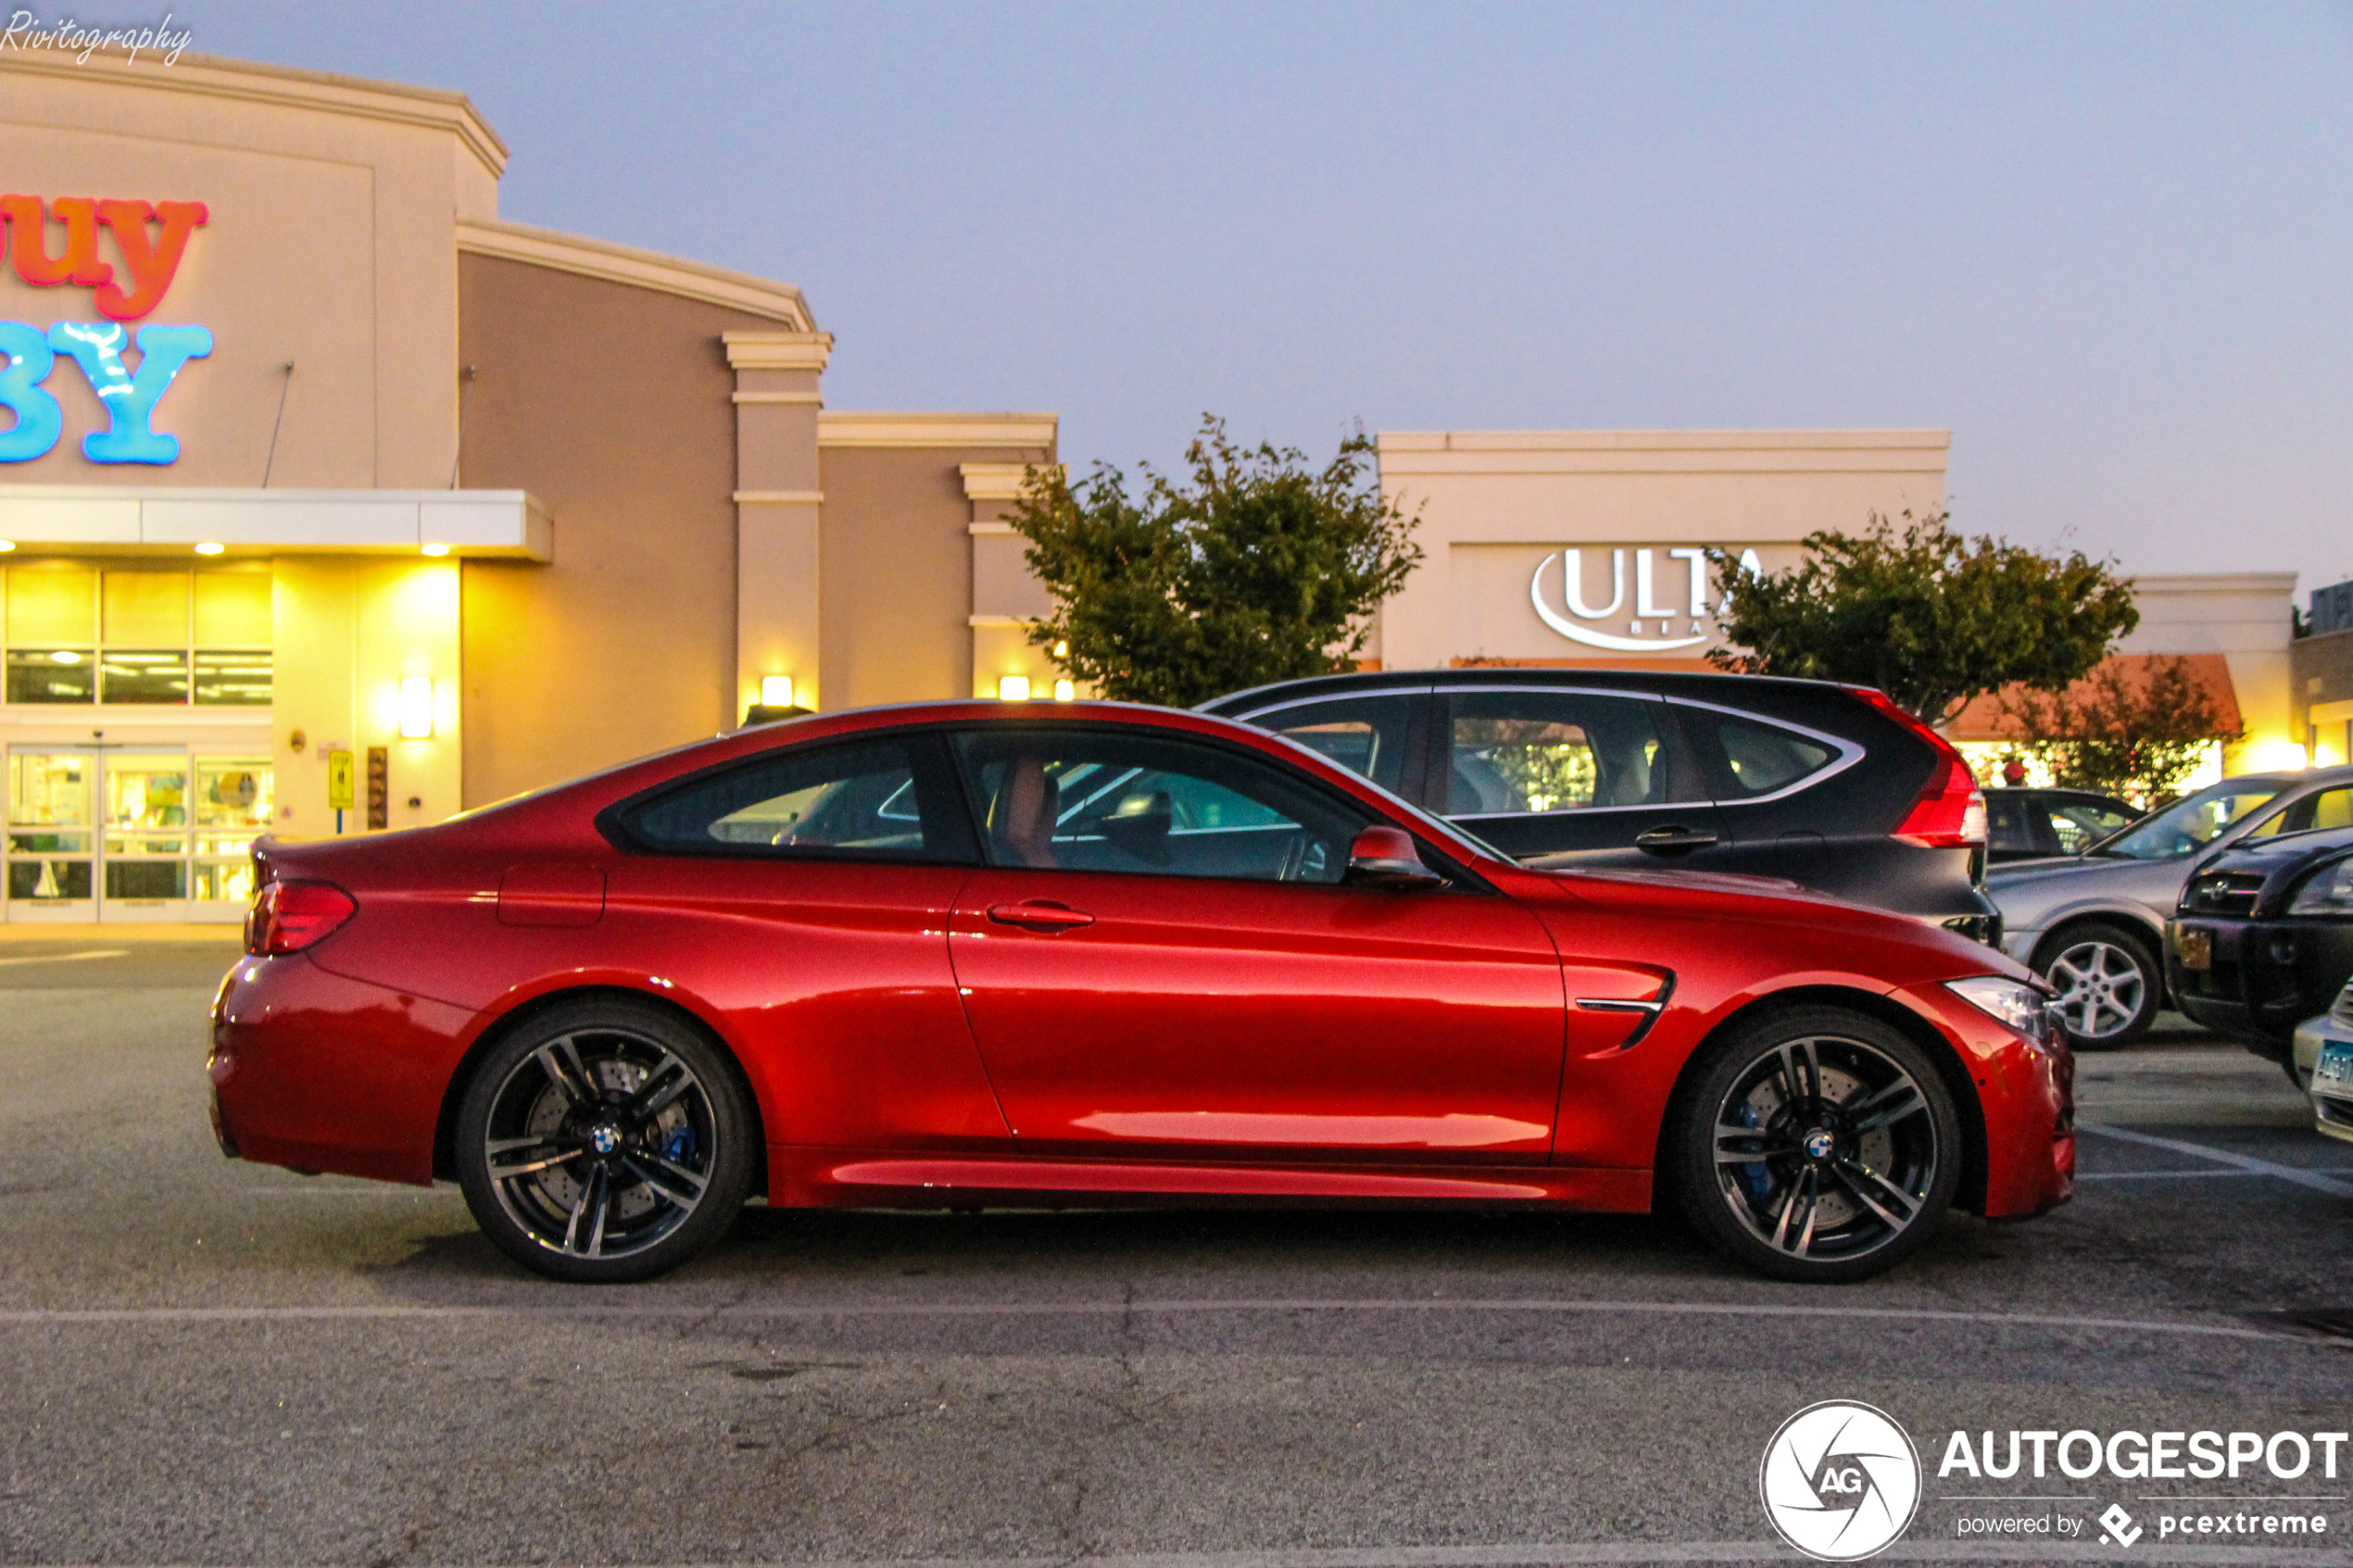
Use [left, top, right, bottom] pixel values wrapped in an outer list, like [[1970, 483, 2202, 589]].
[[1672, 1006, 1961, 1284], [2038, 922, 2159, 1048], [456, 1000, 757, 1284]]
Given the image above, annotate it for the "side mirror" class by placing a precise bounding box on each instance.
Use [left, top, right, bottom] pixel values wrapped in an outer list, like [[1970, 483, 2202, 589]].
[[1344, 824, 1443, 890]]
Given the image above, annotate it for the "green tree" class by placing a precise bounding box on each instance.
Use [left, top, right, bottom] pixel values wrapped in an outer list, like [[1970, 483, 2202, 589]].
[[1708, 510, 2138, 725], [1011, 416, 1423, 707], [1997, 656, 2242, 804]]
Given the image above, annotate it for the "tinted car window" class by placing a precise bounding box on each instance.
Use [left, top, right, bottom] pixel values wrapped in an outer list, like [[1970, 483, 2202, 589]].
[[1708, 716, 1836, 798], [1988, 794, 2042, 856], [1447, 691, 1668, 815], [1251, 694, 1412, 795], [953, 728, 1367, 883], [623, 738, 953, 859], [2095, 781, 2280, 860]]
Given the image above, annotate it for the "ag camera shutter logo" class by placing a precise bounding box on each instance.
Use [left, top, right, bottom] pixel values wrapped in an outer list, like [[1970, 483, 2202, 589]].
[[1759, 1400, 1922, 1561]]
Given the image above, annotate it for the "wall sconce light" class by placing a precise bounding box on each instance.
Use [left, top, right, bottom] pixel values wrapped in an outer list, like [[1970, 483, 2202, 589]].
[[761, 674, 795, 708], [1053, 679, 1076, 701], [0, 540, 16, 553], [997, 675, 1032, 701], [398, 676, 434, 738], [420, 542, 451, 558], [193, 541, 225, 557]]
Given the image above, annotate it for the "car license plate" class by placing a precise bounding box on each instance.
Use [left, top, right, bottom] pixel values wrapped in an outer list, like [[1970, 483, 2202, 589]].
[[2178, 927, 2212, 971], [2317, 1041, 2353, 1088]]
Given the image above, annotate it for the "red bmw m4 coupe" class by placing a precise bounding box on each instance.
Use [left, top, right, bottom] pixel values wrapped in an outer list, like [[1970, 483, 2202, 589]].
[[209, 700, 2073, 1286]]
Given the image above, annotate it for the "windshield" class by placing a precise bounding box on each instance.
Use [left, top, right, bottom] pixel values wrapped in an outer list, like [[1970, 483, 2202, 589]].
[[2090, 780, 2282, 861]]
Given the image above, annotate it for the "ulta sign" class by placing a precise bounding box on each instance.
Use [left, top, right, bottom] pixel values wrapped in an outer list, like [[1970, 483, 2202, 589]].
[[0, 195, 210, 465]]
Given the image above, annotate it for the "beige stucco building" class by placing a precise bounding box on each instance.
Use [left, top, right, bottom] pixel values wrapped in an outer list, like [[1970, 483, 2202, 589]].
[[1370, 429, 2304, 782], [0, 48, 1063, 921]]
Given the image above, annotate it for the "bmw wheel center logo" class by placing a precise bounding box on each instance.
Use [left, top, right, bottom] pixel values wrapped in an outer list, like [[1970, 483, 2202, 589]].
[[1760, 1400, 1923, 1561]]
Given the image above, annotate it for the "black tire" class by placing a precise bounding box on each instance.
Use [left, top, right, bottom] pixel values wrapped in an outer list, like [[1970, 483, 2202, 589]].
[[456, 999, 757, 1284], [2035, 922, 2161, 1048], [1671, 1006, 1962, 1285]]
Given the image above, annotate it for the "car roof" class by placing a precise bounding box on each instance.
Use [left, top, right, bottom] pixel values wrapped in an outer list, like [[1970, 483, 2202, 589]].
[[1198, 666, 1871, 712]]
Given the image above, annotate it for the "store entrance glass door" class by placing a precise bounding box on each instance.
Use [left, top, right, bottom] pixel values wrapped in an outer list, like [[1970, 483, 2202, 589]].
[[5, 746, 271, 922], [6, 750, 96, 920]]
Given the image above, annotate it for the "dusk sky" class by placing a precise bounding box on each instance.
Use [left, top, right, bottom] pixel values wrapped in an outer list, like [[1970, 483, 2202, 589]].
[[178, 2, 2353, 587]]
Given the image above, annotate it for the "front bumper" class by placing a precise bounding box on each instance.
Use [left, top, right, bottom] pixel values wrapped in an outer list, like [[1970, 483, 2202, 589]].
[[2296, 1013, 2353, 1145], [2165, 915, 2353, 1055], [1894, 982, 2074, 1219]]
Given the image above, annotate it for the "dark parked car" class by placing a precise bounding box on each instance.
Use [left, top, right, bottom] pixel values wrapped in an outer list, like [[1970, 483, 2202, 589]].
[[2166, 822, 2353, 1076], [1985, 788, 2142, 864], [1198, 670, 2000, 940], [1992, 768, 2353, 1047]]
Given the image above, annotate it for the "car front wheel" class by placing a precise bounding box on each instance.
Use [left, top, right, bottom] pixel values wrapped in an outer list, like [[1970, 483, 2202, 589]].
[[1672, 1006, 1962, 1284], [2038, 922, 2160, 1048], [456, 1000, 757, 1284]]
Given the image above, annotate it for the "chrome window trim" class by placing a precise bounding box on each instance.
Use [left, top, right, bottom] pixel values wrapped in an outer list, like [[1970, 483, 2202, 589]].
[[1231, 684, 1433, 721], [1663, 695, 1867, 807]]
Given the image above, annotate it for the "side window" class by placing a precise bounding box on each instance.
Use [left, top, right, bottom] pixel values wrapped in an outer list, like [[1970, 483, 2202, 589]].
[[1247, 694, 1413, 795], [2049, 801, 2136, 854], [2253, 786, 2353, 837], [951, 728, 1369, 884], [1987, 795, 2041, 855], [622, 737, 966, 861], [1697, 713, 1838, 799], [1446, 691, 1671, 816]]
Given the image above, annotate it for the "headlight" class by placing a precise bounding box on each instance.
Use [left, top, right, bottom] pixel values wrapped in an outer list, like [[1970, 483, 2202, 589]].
[[2288, 858, 2353, 918], [1945, 975, 2055, 1049]]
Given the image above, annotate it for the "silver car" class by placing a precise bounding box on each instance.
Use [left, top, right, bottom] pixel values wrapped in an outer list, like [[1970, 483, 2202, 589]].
[[2300, 979, 2353, 1132], [1988, 766, 2353, 1047]]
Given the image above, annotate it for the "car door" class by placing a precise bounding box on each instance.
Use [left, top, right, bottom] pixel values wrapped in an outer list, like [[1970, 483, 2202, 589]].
[[941, 722, 1569, 1164], [1432, 686, 1730, 870], [602, 731, 1011, 1153], [1670, 700, 1869, 885]]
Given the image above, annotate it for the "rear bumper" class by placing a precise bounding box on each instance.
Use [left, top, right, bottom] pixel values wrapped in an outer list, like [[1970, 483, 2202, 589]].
[[208, 950, 475, 1185]]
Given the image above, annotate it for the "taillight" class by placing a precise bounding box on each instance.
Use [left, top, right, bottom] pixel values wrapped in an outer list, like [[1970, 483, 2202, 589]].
[[1845, 686, 1988, 849], [245, 879, 357, 955]]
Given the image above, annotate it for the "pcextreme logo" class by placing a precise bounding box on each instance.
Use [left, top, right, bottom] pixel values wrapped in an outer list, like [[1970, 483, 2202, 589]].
[[1759, 1400, 1923, 1562]]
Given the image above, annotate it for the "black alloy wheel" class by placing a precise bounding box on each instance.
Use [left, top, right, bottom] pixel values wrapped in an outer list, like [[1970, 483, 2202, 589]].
[[2036, 922, 2160, 1048], [1672, 1006, 1961, 1284], [456, 1000, 756, 1284]]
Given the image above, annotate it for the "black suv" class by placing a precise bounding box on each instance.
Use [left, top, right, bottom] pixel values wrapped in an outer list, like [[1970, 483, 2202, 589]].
[[2167, 822, 2353, 1073], [1198, 669, 2000, 940]]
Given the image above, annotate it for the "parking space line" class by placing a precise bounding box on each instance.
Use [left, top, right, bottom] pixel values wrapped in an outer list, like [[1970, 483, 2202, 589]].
[[0, 948, 128, 966], [0, 1296, 2316, 1345], [2078, 1123, 2353, 1198]]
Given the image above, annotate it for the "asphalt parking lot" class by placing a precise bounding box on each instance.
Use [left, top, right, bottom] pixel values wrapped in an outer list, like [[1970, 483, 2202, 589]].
[[4, 937, 2352, 1566]]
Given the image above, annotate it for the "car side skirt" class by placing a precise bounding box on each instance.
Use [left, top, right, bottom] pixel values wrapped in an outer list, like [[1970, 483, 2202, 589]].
[[771, 1148, 1654, 1212]]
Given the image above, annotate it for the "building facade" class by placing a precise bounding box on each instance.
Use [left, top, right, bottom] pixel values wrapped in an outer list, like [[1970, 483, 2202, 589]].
[[0, 48, 1063, 921], [1372, 429, 2304, 788]]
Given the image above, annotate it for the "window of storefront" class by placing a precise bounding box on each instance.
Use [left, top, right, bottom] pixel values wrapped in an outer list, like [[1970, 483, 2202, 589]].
[[6, 747, 271, 918], [1, 563, 272, 707]]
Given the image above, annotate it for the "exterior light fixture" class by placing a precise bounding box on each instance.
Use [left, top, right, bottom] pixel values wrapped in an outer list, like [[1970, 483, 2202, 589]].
[[1053, 679, 1076, 701], [0, 540, 15, 552], [193, 541, 225, 556], [420, 542, 451, 558], [998, 675, 1032, 701], [398, 676, 434, 738], [761, 675, 795, 708], [1052, 640, 1069, 658]]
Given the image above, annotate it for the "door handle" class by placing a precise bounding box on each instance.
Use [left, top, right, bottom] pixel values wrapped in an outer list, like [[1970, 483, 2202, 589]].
[[1634, 824, 1719, 855], [987, 900, 1096, 931]]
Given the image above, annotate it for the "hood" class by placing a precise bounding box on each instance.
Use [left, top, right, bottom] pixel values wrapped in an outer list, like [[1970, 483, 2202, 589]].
[[1510, 861, 2040, 985], [2196, 824, 2353, 878], [1986, 853, 2150, 889]]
